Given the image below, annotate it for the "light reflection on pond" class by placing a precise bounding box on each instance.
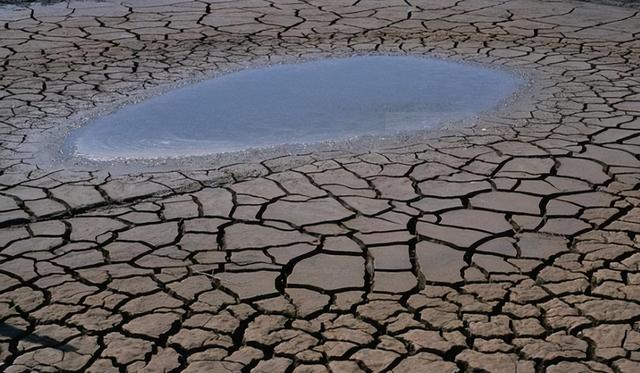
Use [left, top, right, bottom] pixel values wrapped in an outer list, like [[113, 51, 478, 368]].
[[65, 56, 523, 161]]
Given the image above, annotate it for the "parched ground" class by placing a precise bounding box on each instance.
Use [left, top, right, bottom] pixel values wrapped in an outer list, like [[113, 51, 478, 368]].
[[1, 0, 640, 372]]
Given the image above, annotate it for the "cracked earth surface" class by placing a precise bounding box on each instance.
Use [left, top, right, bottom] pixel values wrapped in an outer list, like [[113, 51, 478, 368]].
[[1, 0, 640, 372]]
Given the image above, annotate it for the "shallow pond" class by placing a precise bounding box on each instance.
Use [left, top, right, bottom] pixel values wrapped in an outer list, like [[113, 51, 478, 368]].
[[65, 56, 523, 161]]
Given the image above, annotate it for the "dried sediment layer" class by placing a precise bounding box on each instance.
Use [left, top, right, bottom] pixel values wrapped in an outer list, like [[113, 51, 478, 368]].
[[1, 0, 640, 372]]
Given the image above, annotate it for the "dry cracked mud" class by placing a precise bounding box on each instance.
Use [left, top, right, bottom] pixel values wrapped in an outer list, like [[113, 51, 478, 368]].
[[1, 0, 640, 372]]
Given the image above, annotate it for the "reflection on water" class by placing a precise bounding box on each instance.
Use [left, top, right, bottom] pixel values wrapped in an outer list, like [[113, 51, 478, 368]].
[[65, 56, 523, 161]]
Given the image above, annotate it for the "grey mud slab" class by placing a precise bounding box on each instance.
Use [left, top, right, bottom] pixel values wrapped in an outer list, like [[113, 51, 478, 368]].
[[1, 1, 640, 372]]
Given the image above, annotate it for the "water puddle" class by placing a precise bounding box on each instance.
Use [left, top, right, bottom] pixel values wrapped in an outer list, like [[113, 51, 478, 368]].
[[64, 56, 523, 161]]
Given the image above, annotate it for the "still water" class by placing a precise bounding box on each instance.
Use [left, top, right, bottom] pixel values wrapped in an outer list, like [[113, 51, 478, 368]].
[[65, 56, 523, 160]]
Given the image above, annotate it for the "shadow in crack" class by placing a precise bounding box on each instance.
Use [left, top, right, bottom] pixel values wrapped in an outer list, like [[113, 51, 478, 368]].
[[0, 324, 77, 352]]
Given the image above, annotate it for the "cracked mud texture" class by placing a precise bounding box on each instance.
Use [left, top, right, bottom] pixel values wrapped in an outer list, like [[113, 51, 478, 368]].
[[1, 0, 640, 372]]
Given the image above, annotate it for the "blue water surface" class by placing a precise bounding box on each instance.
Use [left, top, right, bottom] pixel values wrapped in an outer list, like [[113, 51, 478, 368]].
[[67, 56, 522, 160]]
